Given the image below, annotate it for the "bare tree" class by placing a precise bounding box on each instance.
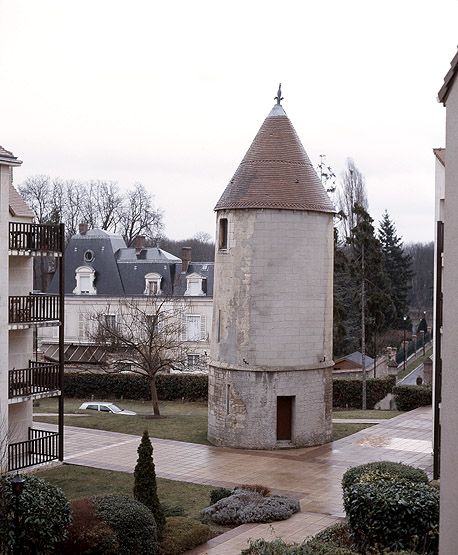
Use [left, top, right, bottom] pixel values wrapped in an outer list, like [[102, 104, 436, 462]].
[[337, 159, 369, 240], [89, 297, 189, 416], [120, 183, 163, 246], [19, 175, 53, 223], [82, 180, 122, 231]]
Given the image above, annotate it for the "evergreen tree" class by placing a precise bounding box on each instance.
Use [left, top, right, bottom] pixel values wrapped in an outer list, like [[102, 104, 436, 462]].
[[378, 211, 412, 327], [133, 430, 165, 539]]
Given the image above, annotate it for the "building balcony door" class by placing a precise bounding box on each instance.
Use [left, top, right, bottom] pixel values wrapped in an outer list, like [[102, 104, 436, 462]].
[[276, 396, 294, 441]]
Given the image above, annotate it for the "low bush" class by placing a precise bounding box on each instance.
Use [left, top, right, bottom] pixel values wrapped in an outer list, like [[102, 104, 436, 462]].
[[93, 495, 158, 555], [342, 461, 429, 492], [239, 483, 271, 496], [63, 372, 208, 401], [209, 487, 233, 505], [0, 474, 70, 554], [241, 536, 358, 554], [159, 516, 213, 555], [343, 480, 439, 553], [333, 375, 395, 409], [392, 385, 432, 411], [202, 489, 300, 525], [56, 498, 119, 555]]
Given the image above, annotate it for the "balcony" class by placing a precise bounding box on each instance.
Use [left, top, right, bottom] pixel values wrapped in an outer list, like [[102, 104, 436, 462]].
[[9, 361, 60, 400], [8, 428, 60, 472], [9, 294, 61, 328], [9, 222, 63, 256]]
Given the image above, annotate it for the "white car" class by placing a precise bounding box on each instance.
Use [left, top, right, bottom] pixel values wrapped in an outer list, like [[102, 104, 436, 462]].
[[79, 402, 136, 415]]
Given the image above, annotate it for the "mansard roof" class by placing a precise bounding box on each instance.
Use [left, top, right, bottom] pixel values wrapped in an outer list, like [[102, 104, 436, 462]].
[[0, 145, 22, 166], [215, 103, 334, 213]]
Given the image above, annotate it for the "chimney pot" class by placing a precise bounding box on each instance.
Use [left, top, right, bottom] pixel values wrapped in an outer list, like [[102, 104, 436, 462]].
[[133, 235, 146, 250], [181, 246, 192, 273], [79, 223, 88, 235]]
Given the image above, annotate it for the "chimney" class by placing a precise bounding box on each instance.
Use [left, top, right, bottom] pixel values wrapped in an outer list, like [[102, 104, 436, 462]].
[[133, 235, 145, 251], [79, 223, 88, 235], [181, 246, 192, 273]]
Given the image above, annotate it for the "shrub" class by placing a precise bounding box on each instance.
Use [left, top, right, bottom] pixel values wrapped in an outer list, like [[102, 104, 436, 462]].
[[343, 480, 439, 553], [93, 495, 158, 555], [56, 498, 119, 555], [241, 537, 358, 554], [392, 385, 432, 411], [0, 474, 70, 555], [63, 372, 208, 401], [159, 516, 213, 555], [201, 489, 300, 525], [239, 483, 271, 496], [342, 461, 429, 492], [209, 487, 233, 505], [332, 375, 395, 409], [134, 431, 165, 539]]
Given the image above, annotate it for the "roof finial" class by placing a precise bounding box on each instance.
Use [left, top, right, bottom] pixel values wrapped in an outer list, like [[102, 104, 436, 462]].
[[275, 83, 283, 105]]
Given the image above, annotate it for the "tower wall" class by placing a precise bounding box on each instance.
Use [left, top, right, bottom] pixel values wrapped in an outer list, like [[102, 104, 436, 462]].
[[208, 208, 334, 448]]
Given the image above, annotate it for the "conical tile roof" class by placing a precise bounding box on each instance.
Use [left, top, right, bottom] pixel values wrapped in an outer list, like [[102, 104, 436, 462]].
[[215, 104, 334, 213]]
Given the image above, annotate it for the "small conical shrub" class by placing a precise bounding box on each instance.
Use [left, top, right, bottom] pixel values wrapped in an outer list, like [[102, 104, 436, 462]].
[[134, 430, 165, 538]]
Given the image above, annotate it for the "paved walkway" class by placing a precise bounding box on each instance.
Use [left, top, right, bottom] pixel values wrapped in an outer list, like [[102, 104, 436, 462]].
[[38, 407, 433, 554]]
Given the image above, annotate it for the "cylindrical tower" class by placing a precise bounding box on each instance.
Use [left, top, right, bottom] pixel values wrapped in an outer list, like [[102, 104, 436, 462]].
[[208, 97, 335, 449]]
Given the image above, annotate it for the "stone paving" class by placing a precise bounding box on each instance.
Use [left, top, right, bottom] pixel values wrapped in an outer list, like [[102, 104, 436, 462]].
[[37, 407, 433, 554]]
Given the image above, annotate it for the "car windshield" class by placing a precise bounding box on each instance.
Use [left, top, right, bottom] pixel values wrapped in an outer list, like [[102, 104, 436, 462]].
[[108, 404, 123, 413]]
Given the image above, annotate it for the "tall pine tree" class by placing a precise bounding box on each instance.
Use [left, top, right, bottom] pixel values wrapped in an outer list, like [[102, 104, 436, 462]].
[[378, 211, 412, 327]]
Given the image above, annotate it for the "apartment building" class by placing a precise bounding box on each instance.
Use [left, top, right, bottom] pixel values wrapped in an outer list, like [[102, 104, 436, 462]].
[[0, 146, 64, 472]]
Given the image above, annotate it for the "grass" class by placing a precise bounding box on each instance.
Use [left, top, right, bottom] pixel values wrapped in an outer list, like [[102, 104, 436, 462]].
[[332, 423, 374, 441], [33, 398, 209, 445], [35, 464, 214, 521], [397, 347, 433, 381], [333, 409, 402, 419]]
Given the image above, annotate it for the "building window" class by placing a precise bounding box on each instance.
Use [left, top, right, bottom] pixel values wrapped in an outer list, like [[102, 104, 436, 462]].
[[78, 313, 92, 339], [217, 309, 221, 342], [104, 314, 117, 331], [182, 314, 207, 341], [226, 384, 231, 414], [187, 354, 200, 368], [84, 249, 94, 263], [219, 218, 228, 250], [144, 273, 162, 295], [73, 266, 96, 295], [184, 273, 205, 296]]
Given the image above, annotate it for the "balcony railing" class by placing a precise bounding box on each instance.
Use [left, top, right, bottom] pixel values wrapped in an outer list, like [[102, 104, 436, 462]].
[[8, 428, 60, 472], [9, 294, 60, 324], [9, 361, 60, 399], [9, 222, 63, 254]]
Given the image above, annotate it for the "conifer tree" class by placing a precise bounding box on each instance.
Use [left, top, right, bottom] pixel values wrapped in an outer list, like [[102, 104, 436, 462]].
[[378, 210, 412, 327], [133, 430, 165, 539]]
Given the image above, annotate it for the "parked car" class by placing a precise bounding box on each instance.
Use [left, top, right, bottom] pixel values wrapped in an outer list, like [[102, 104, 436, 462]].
[[79, 402, 136, 415]]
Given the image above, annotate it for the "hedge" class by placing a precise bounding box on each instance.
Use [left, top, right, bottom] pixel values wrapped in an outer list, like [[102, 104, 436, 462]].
[[64, 372, 397, 408], [392, 385, 432, 411], [332, 375, 396, 409], [342, 461, 429, 493]]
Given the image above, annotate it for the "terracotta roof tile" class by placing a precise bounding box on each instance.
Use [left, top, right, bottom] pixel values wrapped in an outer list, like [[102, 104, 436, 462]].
[[438, 48, 458, 105], [0, 145, 22, 166], [215, 104, 334, 213], [9, 184, 35, 219], [433, 147, 445, 167]]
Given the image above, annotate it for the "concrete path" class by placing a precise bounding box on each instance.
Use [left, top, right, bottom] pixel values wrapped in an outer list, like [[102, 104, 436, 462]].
[[38, 407, 433, 554]]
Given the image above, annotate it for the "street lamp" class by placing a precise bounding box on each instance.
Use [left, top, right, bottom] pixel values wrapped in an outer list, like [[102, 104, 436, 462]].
[[12, 473, 25, 555], [403, 315, 407, 373]]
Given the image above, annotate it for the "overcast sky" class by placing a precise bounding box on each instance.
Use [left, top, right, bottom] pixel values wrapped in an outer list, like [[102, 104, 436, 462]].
[[1, 0, 456, 243]]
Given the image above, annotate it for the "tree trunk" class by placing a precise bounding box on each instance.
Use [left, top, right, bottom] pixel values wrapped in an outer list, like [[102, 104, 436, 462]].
[[150, 377, 160, 416]]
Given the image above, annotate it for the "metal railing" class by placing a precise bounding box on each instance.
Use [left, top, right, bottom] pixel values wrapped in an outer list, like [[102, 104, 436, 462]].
[[9, 222, 63, 253], [8, 429, 60, 472], [9, 294, 60, 324], [8, 361, 60, 399]]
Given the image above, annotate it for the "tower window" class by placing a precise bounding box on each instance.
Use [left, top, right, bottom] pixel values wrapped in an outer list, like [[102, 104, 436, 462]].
[[219, 218, 228, 250]]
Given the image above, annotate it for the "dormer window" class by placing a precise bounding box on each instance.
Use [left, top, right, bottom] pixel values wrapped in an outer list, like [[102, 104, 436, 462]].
[[144, 272, 162, 295], [185, 273, 205, 296], [73, 266, 96, 295]]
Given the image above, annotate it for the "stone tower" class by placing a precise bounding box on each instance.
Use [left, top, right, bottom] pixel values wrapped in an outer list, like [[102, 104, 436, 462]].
[[208, 95, 335, 449]]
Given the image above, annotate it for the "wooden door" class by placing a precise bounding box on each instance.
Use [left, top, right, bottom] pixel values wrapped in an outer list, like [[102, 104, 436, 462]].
[[276, 396, 293, 441]]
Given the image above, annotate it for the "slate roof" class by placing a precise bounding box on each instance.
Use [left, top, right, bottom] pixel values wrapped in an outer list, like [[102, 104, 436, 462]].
[[9, 184, 35, 219], [0, 146, 22, 166], [438, 47, 458, 105], [335, 351, 374, 370], [215, 103, 334, 213], [49, 229, 214, 297], [433, 148, 445, 167]]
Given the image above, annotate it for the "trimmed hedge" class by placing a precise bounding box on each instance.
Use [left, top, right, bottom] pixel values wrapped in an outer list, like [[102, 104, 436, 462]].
[[342, 461, 429, 492], [343, 480, 439, 553], [63, 372, 208, 401], [159, 517, 212, 555], [333, 375, 396, 409], [393, 385, 432, 411], [65, 372, 398, 408]]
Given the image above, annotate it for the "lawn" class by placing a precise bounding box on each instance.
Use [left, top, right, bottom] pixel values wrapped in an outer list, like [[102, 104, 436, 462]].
[[332, 423, 374, 441], [35, 464, 214, 521], [397, 347, 433, 381], [333, 409, 402, 419], [33, 398, 209, 445]]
